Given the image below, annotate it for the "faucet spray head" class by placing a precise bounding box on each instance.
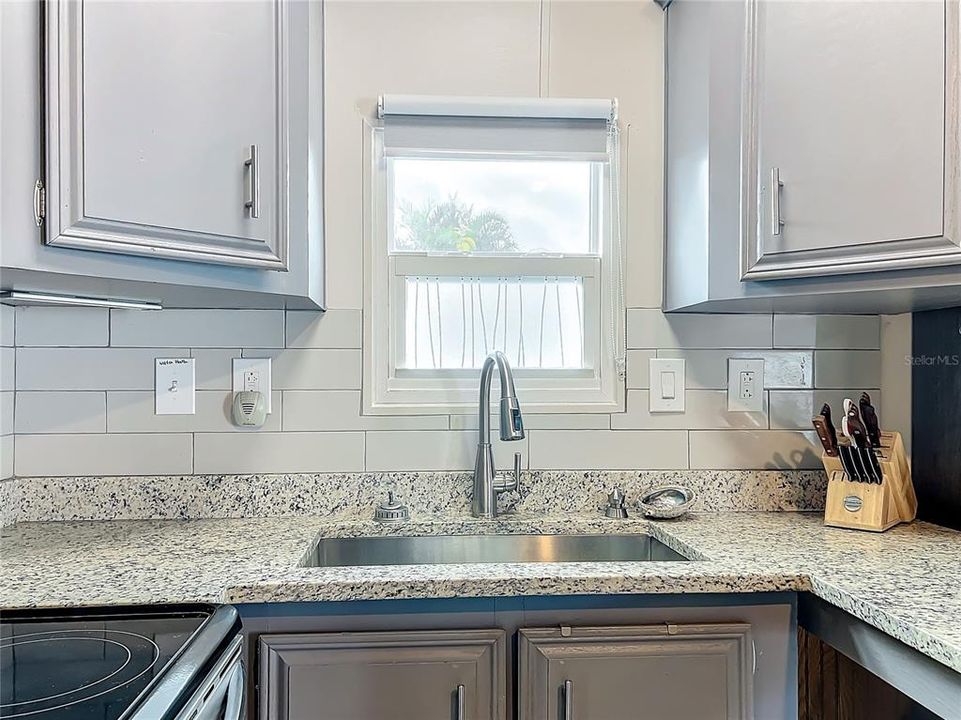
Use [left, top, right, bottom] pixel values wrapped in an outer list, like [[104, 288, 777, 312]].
[[499, 396, 525, 441]]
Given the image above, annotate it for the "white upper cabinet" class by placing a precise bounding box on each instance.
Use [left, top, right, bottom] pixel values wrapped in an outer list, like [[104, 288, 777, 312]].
[[45, 0, 289, 268], [1, 0, 323, 308], [742, 0, 957, 280], [665, 0, 961, 313]]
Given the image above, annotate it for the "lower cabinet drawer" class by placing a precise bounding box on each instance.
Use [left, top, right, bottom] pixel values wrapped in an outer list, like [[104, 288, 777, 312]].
[[517, 623, 754, 720], [259, 628, 507, 720]]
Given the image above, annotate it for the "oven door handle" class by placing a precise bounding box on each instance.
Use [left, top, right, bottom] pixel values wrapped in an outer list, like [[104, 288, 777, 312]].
[[222, 658, 246, 720]]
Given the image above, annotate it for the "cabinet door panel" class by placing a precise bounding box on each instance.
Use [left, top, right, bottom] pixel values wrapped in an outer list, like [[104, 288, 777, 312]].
[[260, 629, 506, 720], [518, 624, 753, 720], [44, 0, 290, 269], [82, 1, 274, 241], [742, 0, 961, 279]]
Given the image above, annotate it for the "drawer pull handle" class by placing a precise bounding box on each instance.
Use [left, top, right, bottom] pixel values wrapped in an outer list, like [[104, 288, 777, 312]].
[[244, 144, 260, 218], [455, 683, 465, 720], [770, 166, 785, 237], [563, 679, 573, 720]]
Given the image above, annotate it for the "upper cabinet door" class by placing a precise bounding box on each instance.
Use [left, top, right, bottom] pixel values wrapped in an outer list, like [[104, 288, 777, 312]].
[[44, 0, 290, 269], [741, 0, 961, 279]]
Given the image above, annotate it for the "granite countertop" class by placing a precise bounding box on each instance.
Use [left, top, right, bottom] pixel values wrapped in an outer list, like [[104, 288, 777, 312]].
[[2, 511, 960, 675]]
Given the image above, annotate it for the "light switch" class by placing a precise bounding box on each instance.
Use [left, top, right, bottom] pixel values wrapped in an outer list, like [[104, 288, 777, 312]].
[[155, 358, 195, 415], [649, 358, 685, 412], [661, 371, 676, 399]]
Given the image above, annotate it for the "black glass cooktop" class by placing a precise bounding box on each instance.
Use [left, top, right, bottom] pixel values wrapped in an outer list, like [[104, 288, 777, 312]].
[[0, 609, 209, 720]]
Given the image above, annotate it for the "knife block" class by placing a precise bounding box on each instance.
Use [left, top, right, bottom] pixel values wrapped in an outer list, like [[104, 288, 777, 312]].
[[822, 431, 917, 532]]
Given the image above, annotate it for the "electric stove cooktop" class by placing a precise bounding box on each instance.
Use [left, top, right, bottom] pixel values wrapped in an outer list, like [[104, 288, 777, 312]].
[[0, 609, 210, 720]]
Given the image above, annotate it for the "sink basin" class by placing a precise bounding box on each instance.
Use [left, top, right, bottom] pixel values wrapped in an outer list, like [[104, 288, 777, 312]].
[[303, 534, 690, 567]]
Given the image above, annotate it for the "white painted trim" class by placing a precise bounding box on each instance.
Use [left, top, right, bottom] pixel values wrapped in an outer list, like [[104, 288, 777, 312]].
[[363, 128, 624, 415]]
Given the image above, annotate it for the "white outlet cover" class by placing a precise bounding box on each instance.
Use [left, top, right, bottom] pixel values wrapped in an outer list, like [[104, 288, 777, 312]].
[[155, 358, 195, 415], [649, 358, 685, 412], [727, 358, 765, 412], [232, 358, 272, 413]]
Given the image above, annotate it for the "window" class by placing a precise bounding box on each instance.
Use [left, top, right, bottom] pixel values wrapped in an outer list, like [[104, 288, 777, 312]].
[[365, 96, 625, 414]]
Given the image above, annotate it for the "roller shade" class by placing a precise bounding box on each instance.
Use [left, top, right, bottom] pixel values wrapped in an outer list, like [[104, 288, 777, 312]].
[[379, 94, 616, 159]]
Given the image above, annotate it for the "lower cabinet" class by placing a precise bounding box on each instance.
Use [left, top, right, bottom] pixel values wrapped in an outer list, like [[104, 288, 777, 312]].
[[518, 624, 754, 720], [258, 623, 754, 720], [258, 629, 507, 720]]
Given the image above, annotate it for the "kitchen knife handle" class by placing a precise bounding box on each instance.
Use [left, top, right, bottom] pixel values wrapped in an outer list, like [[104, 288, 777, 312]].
[[812, 416, 838, 456]]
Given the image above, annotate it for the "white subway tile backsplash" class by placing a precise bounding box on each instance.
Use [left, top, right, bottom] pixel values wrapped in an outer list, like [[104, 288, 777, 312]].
[[2, 304, 888, 477], [1, 305, 14, 347], [366, 431, 528, 472], [1, 436, 12, 480], [111, 309, 284, 348], [193, 431, 365, 474], [774, 315, 880, 350], [106, 391, 282, 433], [1, 348, 13, 392], [15, 433, 192, 476], [16, 348, 188, 390], [627, 310, 773, 349], [626, 350, 656, 389], [529, 430, 688, 470], [689, 430, 822, 469], [15, 307, 109, 347], [814, 350, 882, 389], [286, 310, 362, 349], [190, 349, 240, 391], [768, 389, 881, 430], [244, 349, 362, 390], [611, 390, 768, 430], [0, 392, 12, 435], [283, 390, 446, 431], [451, 412, 610, 431], [655, 350, 813, 389], [15, 392, 106, 434]]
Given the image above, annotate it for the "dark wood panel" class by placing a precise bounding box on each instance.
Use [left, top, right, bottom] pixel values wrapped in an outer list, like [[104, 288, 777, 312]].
[[912, 306, 961, 530], [799, 629, 942, 720]]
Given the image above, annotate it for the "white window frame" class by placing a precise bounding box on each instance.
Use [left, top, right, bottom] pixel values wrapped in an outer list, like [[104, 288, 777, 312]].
[[363, 127, 624, 415]]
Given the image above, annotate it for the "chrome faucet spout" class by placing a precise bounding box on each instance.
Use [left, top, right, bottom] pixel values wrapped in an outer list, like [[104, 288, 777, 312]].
[[472, 351, 525, 518]]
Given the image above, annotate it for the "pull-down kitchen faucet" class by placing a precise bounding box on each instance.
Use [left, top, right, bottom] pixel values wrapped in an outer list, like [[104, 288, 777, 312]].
[[472, 351, 525, 519]]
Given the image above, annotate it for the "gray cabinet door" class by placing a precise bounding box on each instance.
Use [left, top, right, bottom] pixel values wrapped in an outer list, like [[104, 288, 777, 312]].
[[518, 624, 754, 720], [44, 0, 292, 269], [259, 629, 507, 720], [741, 0, 961, 280]]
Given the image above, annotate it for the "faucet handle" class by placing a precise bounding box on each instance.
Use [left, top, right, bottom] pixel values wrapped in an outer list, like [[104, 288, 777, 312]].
[[494, 452, 522, 494], [605, 486, 629, 519]]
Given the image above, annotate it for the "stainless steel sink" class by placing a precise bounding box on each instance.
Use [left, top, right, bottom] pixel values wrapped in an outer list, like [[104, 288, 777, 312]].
[[303, 534, 690, 567]]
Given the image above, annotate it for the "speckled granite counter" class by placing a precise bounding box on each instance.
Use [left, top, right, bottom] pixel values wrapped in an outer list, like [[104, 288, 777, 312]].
[[2, 512, 959, 675]]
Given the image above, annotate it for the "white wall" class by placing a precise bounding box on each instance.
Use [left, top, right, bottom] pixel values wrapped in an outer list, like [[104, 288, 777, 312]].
[[1, 0, 885, 478]]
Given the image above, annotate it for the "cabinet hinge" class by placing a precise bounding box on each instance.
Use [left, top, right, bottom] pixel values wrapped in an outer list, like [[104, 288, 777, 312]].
[[33, 179, 45, 227]]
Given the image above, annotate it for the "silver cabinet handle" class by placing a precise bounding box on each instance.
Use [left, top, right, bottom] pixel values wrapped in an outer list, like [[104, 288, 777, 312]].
[[244, 144, 260, 218], [563, 679, 573, 720], [456, 684, 466, 720], [770, 167, 784, 237]]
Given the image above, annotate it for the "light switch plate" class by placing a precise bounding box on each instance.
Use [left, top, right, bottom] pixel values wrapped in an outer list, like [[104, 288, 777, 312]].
[[232, 358, 272, 413], [155, 358, 195, 415], [728, 358, 765, 412], [649, 358, 685, 412]]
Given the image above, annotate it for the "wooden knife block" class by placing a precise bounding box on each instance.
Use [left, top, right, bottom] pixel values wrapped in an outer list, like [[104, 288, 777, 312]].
[[822, 431, 917, 532]]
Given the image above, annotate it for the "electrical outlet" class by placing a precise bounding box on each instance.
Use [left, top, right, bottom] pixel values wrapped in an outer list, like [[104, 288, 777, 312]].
[[232, 358, 272, 413], [727, 358, 765, 412]]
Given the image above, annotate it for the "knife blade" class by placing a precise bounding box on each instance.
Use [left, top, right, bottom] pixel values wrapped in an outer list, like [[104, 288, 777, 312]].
[[859, 392, 882, 448], [812, 415, 839, 456]]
